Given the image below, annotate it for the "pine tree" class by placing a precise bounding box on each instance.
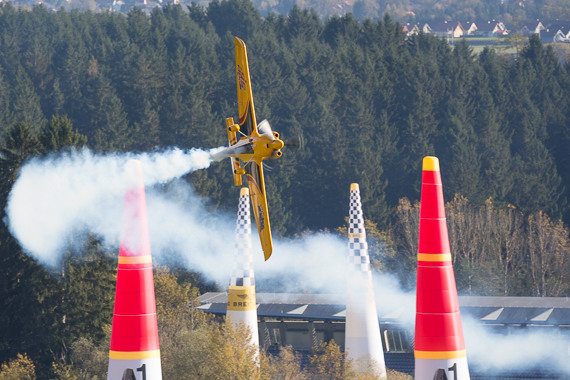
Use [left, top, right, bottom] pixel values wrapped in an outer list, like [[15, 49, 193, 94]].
[[59, 239, 116, 345], [0, 123, 42, 193], [10, 67, 45, 131], [507, 48, 564, 218], [207, 0, 261, 40], [39, 115, 88, 153], [22, 34, 54, 100], [83, 71, 132, 152], [0, 69, 13, 131], [441, 96, 482, 203], [471, 65, 514, 203], [56, 37, 90, 125], [283, 6, 322, 42]]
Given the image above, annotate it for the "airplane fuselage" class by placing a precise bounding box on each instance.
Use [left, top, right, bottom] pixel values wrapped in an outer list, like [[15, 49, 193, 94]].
[[212, 124, 284, 165]]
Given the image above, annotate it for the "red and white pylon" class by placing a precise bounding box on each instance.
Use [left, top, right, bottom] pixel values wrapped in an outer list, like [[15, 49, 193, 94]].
[[414, 157, 470, 380], [107, 160, 162, 380]]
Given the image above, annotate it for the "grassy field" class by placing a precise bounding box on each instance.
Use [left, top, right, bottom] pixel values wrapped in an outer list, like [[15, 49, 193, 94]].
[[452, 36, 570, 64], [470, 44, 519, 54]]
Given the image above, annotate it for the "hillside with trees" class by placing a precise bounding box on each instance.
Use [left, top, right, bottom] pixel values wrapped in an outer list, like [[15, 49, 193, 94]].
[[0, 1, 569, 377], [246, 0, 570, 23]]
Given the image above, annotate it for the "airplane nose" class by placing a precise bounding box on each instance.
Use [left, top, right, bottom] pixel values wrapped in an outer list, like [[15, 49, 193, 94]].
[[271, 139, 284, 150]]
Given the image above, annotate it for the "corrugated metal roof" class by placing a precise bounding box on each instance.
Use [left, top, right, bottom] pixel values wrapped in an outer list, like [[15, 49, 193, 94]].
[[458, 295, 570, 308], [198, 293, 570, 325]]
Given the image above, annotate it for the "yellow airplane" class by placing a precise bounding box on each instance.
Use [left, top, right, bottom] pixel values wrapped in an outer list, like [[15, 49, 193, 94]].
[[212, 37, 296, 261]]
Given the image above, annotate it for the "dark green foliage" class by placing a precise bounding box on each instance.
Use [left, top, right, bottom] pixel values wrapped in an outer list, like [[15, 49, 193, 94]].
[[0, 0, 567, 245], [39, 116, 88, 153], [0, 0, 567, 260], [506, 35, 566, 219], [59, 239, 116, 344], [0, 122, 42, 195]]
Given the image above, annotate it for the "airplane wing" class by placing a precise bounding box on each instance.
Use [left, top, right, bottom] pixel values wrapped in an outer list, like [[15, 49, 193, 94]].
[[246, 161, 273, 260], [234, 37, 257, 137], [235, 37, 273, 260]]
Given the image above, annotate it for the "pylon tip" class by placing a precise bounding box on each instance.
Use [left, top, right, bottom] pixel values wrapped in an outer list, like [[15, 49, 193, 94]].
[[422, 156, 440, 172], [350, 183, 359, 191], [240, 187, 249, 196], [124, 159, 143, 187]]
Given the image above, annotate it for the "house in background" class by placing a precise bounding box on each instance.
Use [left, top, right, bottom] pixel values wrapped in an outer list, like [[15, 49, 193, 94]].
[[537, 21, 570, 42], [404, 22, 436, 37], [405, 18, 570, 44], [429, 21, 465, 38], [417, 20, 507, 39], [471, 20, 509, 37], [462, 21, 478, 35], [517, 20, 546, 36]]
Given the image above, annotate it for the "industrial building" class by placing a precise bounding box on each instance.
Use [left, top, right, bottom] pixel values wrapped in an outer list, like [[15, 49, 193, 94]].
[[198, 292, 570, 379]]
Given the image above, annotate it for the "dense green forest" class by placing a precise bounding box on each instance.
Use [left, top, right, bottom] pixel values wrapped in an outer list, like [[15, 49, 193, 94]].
[[0, 1, 570, 377], [0, 2, 568, 231]]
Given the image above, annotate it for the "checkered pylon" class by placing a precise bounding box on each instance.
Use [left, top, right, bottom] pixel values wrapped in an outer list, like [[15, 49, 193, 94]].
[[230, 188, 255, 287], [227, 187, 259, 356], [345, 183, 387, 380], [348, 184, 372, 282]]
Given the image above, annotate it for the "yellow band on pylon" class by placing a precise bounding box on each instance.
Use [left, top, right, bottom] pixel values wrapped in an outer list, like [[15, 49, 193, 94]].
[[240, 187, 249, 196], [417, 253, 452, 262], [109, 350, 161, 360], [118, 255, 152, 265], [227, 286, 256, 311], [350, 183, 359, 191], [422, 156, 440, 172], [415, 350, 466, 359], [348, 232, 366, 239]]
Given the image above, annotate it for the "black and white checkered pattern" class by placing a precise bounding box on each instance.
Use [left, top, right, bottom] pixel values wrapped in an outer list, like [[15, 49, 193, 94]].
[[230, 192, 255, 287], [348, 187, 372, 281], [348, 190, 366, 236]]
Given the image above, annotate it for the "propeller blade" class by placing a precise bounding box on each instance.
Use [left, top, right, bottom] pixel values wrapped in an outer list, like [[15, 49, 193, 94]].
[[283, 135, 304, 149]]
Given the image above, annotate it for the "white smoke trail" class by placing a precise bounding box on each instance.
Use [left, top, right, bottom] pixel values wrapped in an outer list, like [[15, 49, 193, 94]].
[[146, 180, 352, 293], [5, 147, 222, 266], [462, 316, 570, 374], [144, 181, 235, 282]]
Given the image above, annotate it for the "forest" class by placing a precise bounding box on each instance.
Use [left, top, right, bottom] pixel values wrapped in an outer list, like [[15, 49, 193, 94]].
[[0, 0, 569, 377]]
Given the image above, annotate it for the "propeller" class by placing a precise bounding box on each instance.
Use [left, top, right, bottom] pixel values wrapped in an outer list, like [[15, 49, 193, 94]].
[[283, 135, 304, 149]]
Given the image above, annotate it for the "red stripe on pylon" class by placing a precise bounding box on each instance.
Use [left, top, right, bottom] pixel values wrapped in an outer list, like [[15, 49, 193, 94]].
[[420, 172, 445, 218], [418, 218, 451, 255], [415, 313, 466, 352], [416, 265, 460, 314], [109, 314, 160, 352], [415, 157, 466, 354], [418, 168, 450, 255], [113, 267, 158, 315]]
